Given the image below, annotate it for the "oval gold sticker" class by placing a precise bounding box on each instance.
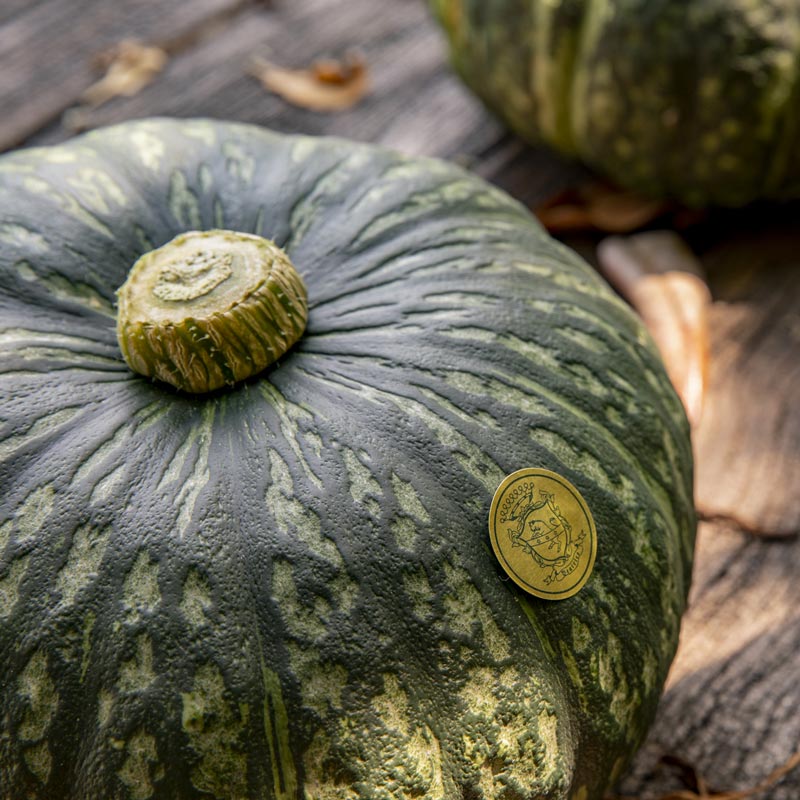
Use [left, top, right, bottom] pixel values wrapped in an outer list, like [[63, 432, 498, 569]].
[[489, 468, 597, 600]]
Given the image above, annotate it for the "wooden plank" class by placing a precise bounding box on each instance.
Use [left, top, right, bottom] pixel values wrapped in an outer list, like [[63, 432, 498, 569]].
[[694, 224, 800, 537], [21, 0, 574, 207], [616, 519, 800, 799], [611, 212, 800, 797], [0, 0, 263, 151]]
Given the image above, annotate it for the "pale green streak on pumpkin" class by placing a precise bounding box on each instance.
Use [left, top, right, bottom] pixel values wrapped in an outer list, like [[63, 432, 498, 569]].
[[14, 260, 115, 315], [390, 472, 431, 523], [368, 672, 448, 800], [78, 611, 96, 682], [181, 120, 218, 147], [593, 633, 639, 734], [459, 665, 569, 799], [168, 170, 202, 230], [349, 178, 495, 250], [75, 418, 137, 493], [572, 785, 590, 800], [97, 688, 114, 728], [571, 618, 592, 653], [516, 594, 557, 661], [259, 384, 323, 491], [272, 560, 337, 642], [568, 0, 613, 156], [266, 450, 344, 569], [213, 198, 225, 229], [14, 484, 55, 544], [558, 640, 588, 713], [402, 567, 436, 621], [302, 729, 357, 800], [222, 141, 256, 185], [564, 362, 611, 400], [0, 518, 11, 554], [117, 728, 159, 800], [180, 567, 213, 630], [391, 516, 418, 551], [21, 740, 51, 785], [0, 554, 31, 619], [418, 385, 501, 433], [342, 446, 382, 519], [122, 551, 161, 623], [285, 148, 373, 251], [128, 128, 166, 172], [198, 164, 214, 195], [531, 0, 572, 147], [155, 403, 214, 539], [444, 326, 563, 373], [261, 664, 298, 800], [0, 407, 84, 466], [66, 167, 128, 215], [389, 466, 431, 548], [604, 404, 624, 429], [0, 223, 49, 253], [181, 663, 249, 800], [55, 522, 111, 608], [118, 634, 156, 693], [18, 649, 58, 744], [441, 560, 510, 662], [355, 385, 504, 494], [286, 640, 348, 717], [90, 464, 128, 506], [0, 328, 119, 365], [441, 369, 552, 419], [22, 175, 114, 240]]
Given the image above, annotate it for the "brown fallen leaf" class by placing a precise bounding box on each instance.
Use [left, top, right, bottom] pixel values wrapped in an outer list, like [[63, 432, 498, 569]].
[[249, 52, 369, 112], [596, 231, 711, 427], [81, 39, 168, 107], [536, 181, 675, 234]]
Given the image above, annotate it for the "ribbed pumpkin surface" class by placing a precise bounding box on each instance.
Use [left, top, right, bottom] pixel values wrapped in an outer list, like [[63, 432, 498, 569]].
[[431, 0, 800, 207], [0, 119, 694, 800]]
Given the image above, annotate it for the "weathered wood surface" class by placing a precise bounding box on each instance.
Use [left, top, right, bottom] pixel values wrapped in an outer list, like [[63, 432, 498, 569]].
[[1, 0, 798, 797]]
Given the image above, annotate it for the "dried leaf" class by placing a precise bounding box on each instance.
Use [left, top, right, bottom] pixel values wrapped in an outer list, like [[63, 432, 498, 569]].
[[80, 39, 168, 108], [249, 52, 369, 112], [535, 181, 675, 234], [596, 231, 711, 426]]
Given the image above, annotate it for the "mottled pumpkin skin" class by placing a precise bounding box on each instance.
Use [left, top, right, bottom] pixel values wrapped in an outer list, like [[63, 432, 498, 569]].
[[0, 119, 694, 800], [432, 0, 800, 206]]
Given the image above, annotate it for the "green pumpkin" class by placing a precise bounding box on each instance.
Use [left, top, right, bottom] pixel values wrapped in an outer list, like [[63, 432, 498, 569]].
[[0, 118, 694, 800], [431, 0, 800, 207]]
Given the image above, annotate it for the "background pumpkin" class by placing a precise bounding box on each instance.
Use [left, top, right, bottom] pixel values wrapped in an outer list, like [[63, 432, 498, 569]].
[[430, 0, 800, 207], [0, 118, 694, 800]]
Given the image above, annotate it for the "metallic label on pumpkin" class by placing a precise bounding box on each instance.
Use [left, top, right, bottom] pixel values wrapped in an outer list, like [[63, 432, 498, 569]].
[[489, 468, 597, 600]]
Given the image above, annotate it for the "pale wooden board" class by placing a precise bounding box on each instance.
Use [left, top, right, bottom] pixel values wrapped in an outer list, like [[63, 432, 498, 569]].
[[613, 216, 800, 799], [694, 225, 800, 537]]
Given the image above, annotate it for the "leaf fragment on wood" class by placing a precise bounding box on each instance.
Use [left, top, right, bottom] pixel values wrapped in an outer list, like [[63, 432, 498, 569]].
[[248, 52, 369, 112], [81, 39, 169, 107], [535, 181, 676, 234], [597, 231, 711, 426]]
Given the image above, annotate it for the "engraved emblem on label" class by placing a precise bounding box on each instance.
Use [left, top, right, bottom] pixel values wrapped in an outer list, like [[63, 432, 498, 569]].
[[489, 468, 597, 600]]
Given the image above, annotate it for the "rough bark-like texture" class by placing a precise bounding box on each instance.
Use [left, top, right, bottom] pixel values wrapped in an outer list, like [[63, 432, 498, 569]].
[[1, 1, 798, 797]]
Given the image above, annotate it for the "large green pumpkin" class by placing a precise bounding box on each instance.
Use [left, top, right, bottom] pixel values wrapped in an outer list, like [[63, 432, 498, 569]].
[[0, 119, 694, 800], [431, 0, 800, 206]]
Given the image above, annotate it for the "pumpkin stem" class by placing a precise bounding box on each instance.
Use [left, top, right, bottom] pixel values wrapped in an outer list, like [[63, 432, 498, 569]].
[[116, 229, 307, 393]]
